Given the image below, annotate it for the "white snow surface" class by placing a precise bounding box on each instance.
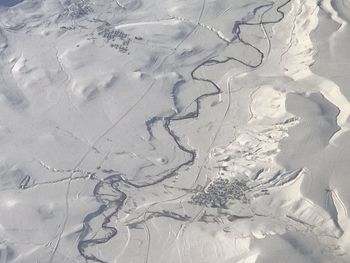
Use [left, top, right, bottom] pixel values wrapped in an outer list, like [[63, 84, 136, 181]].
[[0, 0, 350, 262]]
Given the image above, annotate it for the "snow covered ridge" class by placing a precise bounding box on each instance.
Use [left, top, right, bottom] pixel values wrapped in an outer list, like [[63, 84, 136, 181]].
[[0, 0, 350, 262]]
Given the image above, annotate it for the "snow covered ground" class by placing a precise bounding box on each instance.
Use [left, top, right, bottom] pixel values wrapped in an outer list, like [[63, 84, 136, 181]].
[[0, 0, 350, 262]]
